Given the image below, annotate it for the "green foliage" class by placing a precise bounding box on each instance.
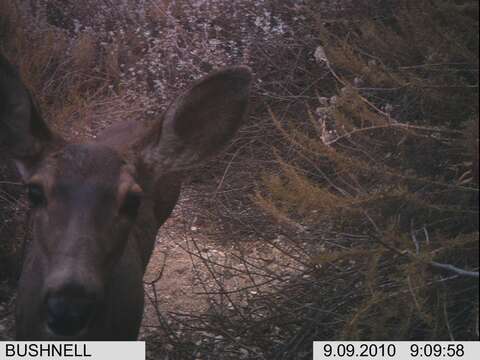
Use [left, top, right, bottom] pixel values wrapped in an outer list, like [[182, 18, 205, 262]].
[[257, 0, 479, 340]]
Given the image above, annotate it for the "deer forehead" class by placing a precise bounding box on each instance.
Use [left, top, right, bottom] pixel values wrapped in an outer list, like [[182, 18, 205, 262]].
[[33, 143, 138, 200]]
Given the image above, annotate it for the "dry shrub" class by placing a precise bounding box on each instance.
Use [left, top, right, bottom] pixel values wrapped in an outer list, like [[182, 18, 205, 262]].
[[255, 0, 479, 344]]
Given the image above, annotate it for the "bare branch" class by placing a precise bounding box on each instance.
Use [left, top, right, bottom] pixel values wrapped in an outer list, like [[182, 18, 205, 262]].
[[429, 262, 479, 279]]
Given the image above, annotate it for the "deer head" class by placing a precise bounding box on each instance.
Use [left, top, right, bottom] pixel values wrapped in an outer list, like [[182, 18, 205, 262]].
[[0, 53, 252, 340]]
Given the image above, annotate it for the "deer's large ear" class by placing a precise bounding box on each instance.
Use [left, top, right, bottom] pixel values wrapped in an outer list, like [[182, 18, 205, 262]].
[[0, 54, 61, 179], [139, 66, 252, 171]]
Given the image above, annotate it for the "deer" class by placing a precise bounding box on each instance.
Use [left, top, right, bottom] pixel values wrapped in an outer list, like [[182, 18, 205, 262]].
[[0, 53, 252, 340]]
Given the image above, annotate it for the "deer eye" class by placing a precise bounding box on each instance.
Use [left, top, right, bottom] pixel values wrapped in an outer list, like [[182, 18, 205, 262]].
[[120, 191, 142, 218], [27, 183, 46, 207]]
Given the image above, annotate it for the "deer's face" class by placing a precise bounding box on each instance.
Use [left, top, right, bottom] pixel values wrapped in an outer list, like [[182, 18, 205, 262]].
[[0, 53, 252, 339], [25, 144, 141, 337]]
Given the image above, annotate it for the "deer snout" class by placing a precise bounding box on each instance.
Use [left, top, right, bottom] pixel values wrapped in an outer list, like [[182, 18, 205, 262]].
[[43, 279, 103, 338], [46, 294, 96, 337]]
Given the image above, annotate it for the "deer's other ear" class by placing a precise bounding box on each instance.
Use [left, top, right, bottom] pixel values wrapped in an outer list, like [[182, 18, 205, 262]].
[[0, 54, 61, 179], [140, 66, 252, 171]]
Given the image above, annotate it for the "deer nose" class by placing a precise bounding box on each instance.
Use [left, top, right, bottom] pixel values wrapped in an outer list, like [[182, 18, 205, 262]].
[[46, 295, 96, 337]]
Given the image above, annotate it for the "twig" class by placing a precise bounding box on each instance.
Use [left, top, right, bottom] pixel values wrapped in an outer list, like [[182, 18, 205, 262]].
[[429, 262, 479, 279], [423, 225, 430, 245], [0, 181, 22, 186], [143, 253, 167, 286], [407, 275, 427, 321], [410, 220, 420, 255], [442, 290, 455, 341], [323, 60, 464, 135], [368, 215, 479, 279], [212, 145, 243, 201]]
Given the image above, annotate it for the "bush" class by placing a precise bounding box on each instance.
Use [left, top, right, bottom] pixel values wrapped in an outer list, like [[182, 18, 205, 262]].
[[256, 0, 479, 343]]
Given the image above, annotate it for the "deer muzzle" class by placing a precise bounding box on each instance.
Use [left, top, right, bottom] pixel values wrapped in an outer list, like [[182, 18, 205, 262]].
[[46, 293, 96, 337], [43, 261, 104, 338]]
